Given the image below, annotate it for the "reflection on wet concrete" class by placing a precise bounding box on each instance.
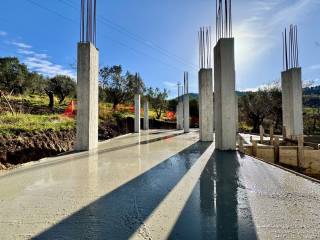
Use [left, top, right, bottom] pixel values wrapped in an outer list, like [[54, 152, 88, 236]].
[[0, 132, 184, 181], [2, 130, 319, 239], [34, 141, 211, 239], [169, 151, 258, 240]]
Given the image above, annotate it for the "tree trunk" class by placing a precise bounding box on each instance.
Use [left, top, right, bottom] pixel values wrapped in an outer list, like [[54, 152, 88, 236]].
[[59, 95, 65, 104], [46, 91, 54, 112]]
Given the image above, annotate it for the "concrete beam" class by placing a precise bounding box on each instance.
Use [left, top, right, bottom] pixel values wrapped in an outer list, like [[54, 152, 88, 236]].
[[143, 101, 149, 130], [214, 38, 237, 150], [199, 69, 214, 142], [134, 94, 141, 133], [75, 42, 99, 151], [281, 68, 303, 138]]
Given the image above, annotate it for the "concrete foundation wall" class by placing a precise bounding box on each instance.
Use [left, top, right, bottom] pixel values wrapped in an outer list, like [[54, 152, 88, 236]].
[[183, 94, 190, 133], [244, 144, 320, 175], [134, 94, 141, 133], [257, 147, 275, 163], [143, 101, 149, 130], [199, 69, 214, 141], [76, 43, 99, 151], [279, 146, 298, 166], [281, 68, 303, 137], [303, 150, 320, 175], [214, 38, 237, 150]]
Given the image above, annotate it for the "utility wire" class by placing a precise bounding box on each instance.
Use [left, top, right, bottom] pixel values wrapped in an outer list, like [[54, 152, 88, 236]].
[[24, 0, 197, 75], [59, 0, 198, 71]]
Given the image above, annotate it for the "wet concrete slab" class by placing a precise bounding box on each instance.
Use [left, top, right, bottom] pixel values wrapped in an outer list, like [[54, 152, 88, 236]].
[[0, 130, 319, 239]]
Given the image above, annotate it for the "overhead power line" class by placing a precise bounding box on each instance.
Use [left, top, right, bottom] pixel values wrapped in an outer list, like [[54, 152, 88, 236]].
[[23, 0, 197, 75], [59, 0, 198, 71]]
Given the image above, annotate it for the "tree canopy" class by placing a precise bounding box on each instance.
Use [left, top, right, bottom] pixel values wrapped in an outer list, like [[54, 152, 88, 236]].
[[99, 65, 145, 110]]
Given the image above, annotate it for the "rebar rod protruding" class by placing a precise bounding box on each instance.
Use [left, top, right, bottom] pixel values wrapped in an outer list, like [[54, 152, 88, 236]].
[[184, 72, 189, 95], [198, 27, 212, 69], [282, 25, 299, 71], [80, 0, 97, 46], [216, 0, 232, 41]]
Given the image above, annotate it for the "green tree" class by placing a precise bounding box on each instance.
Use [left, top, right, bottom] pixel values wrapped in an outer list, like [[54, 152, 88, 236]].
[[238, 85, 284, 133], [127, 72, 145, 96], [99, 65, 145, 110], [0, 57, 28, 94], [239, 89, 271, 132], [24, 72, 47, 94], [100, 65, 129, 110], [189, 99, 199, 117], [48, 75, 76, 104], [167, 99, 178, 112], [146, 87, 168, 119]]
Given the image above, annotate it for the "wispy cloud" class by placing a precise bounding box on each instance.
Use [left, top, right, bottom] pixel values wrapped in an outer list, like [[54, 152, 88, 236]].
[[24, 57, 75, 78], [164, 81, 177, 89], [12, 41, 32, 49], [308, 64, 320, 70], [12, 40, 75, 78], [234, 0, 319, 70], [0, 31, 7, 36]]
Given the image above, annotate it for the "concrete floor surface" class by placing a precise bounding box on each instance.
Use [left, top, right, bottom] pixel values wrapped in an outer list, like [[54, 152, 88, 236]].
[[0, 130, 319, 239]]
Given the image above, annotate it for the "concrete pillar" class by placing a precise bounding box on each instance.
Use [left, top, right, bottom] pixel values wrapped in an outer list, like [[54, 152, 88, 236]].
[[235, 95, 239, 132], [274, 136, 280, 163], [199, 69, 214, 141], [143, 101, 149, 130], [283, 125, 287, 139], [176, 103, 180, 130], [183, 94, 189, 133], [252, 141, 258, 157], [178, 100, 184, 130], [270, 125, 274, 145], [239, 137, 244, 153], [259, 125, 264, 144], [281, 68, 303, 138], [297, 135, 304, 168], [214, 38, 237, 150], [134, 94, 141, 133], [183, 77, 190, 133], [75, 42, 99, 151], [176, 101, 183, 130]]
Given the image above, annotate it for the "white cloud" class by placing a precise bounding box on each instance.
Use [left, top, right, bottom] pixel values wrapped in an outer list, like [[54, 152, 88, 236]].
[[0, 31, 7, 36], [17, 49, 35, 55], [234, 0, 319, 72], [240, 81, 281, 92], [164, 81, 177, 89], [24, 57, 75, 78], [308, 64, 320, 70], [12, 41, 32, 49], [12, 40, 75, 78]]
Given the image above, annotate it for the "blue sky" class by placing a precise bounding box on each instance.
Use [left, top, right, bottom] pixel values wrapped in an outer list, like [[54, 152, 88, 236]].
[[0, 0, 320, 97]]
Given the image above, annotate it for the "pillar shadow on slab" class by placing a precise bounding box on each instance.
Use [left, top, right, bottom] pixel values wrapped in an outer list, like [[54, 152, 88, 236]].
[[168, 150, 258, 240], [33, 141, 211, 239]]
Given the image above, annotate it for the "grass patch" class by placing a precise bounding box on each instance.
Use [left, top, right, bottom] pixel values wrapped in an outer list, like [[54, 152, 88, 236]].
[[6, 94, 73, 112], [0, 113, 75, 135]]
